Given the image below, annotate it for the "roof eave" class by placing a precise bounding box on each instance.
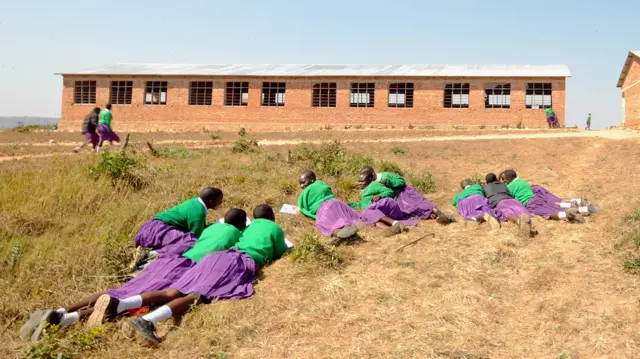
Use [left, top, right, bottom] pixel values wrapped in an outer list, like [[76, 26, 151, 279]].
[[617, 51, 640, 88]]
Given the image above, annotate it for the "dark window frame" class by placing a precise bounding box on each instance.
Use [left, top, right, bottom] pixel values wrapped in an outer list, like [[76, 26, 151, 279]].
[[225, 82, 249, 106], [189, 81, 213, 106], [350, 82, 375, 108], [110, 81, 133, 105], [484, 83, 511, 109], [525, 83, 552, 109], [144, 81, 168, 105], [261, 82, 286, 107], [74, 80, 96, 104], [444, 83, 470, 108], [312, 82, 337, 108], [388, 83, 414, 108]]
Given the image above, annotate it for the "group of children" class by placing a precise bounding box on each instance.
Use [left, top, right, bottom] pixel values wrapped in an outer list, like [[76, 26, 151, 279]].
[[20, 188, 287, 345], [20, 167, 598, 346], [73, 104, 121, 153]]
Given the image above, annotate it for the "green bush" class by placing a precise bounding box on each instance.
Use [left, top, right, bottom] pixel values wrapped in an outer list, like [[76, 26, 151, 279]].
[[291, 141, 373, 178], [289, 231, 343, 269], [390, 147, 407, 155], [408, 171, 436, 194], [231, 138, 259, 154], [88, 151, 146, 189], [377, 160, 404, 176]]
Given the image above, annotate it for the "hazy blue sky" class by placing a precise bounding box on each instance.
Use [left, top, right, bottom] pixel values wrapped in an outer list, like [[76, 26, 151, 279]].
[[0, 0, 637, 129]]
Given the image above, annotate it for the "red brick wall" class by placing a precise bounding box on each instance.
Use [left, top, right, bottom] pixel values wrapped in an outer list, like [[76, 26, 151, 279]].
[[622, 57, 640, 128], [58, 76, 566, 132]]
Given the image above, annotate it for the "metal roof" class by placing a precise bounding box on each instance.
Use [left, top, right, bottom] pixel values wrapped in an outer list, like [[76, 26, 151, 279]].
[[58, 63, 572, 78], [617, 51, 640, 88]]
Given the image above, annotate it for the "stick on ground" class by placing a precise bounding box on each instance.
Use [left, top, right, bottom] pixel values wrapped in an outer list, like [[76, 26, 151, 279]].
[[395, 233, 435, 252]]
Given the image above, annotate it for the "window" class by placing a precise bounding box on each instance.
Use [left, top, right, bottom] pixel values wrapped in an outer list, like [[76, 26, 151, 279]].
[[526, 83, 552, 109], [145, 81, 168, 105], [225, 82, 249, 106], [350, 83, 375, 108], [312, 83, 337, 107], [261, 82, 286, 106], [74, 81, 96, 104], [484, 83, 511, 109], [110, 81, 133, 105], [388, 83, 414, 108], [444, 83, 470, 108], [189, 82, 213, 106]]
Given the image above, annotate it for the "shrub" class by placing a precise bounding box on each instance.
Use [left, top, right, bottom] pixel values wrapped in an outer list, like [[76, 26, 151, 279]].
[[231, 139, 259, 154], [408, 171, 436, 194], [377, 160, 404, 176], [88, 151, 146, 189], [291, 141, 372, 178], [390, 147, 407, 155], [289, 231, 343, 269]]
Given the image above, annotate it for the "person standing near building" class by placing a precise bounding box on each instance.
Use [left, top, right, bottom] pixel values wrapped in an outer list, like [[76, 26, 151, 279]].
[[73, 107, 100, 153], [586, 113, 592, 130], [97, 104, 121, 153]]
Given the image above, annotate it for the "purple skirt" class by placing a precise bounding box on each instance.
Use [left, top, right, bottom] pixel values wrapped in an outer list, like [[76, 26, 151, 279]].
[[83, 131, 99, 145], [395, 185, 435, 219], [361, 198, 418, 226], [495, 198, 531, 221], [316, 199, 362, 237], [97, 124, 121, 143], [526, 195, 562, 219], [107, 255, 195, 299], [457, 195, 495, 220], [531, 185, 562, 204], [172, 248, 256, 302], [134, 219, 197, 254]]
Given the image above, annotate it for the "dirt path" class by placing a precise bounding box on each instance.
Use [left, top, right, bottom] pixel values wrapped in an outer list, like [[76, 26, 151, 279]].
[[1, 130, 638, 162]]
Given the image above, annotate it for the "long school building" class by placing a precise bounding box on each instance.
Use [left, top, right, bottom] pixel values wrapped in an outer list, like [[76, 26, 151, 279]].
[[57, 64, 570, 132], [617, 51, 640, 128]]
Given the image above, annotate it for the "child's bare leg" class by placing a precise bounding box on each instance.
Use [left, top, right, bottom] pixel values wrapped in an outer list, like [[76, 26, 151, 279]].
[[66, 292, 106, 312]]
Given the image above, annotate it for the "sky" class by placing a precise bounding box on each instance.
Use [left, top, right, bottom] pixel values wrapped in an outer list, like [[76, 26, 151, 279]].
[[0, 0, 637, 129]]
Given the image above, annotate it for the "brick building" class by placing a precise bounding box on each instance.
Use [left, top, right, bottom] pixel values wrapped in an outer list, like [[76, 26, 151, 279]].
[[617, 51, 640, 128], [57, 64, 570, 132]]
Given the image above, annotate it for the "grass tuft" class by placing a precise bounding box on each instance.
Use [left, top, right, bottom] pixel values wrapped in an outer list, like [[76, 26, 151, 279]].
[[407, 171, 436, 193], [288, 231, 343, 269]]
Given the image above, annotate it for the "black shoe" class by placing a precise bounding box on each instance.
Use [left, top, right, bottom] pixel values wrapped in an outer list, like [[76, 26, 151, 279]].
[[436, 215, 453, 225], [127, 318, 160, 345], [566, 209, 585, 224]]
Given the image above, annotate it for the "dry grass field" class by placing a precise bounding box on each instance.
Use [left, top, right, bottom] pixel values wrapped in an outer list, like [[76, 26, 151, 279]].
[[1, 128, 640, 359]]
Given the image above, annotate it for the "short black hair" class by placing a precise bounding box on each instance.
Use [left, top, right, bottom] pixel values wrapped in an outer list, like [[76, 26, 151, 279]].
[[460, 179, 473, 189], [485, 173, 498, 183], [224, 208, 247, 231], [253, 204, 275, 221], [199, 187, 223, 205], [360, 165, 375, 174], [93, 107, 101, 113], [503, 169, 517, 181], [106, 104, 112, 110], [301, 170, 316, 181]]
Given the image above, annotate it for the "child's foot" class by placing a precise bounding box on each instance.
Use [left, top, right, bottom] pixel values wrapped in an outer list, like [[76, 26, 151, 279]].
[[336, 225, 358, 239], [383, 222, 406, 237], [126, 318, 160, 345], [72, 147, 81, 153], [436, 215, 454, 225], [579, 204, 599, 216], [566, 209, 586, 224], [20, 310, 45, 340], [483, 213, 501, 230], [518, 214, 532, 238], [86, 294, 119, 329], [31, 310, 63, 342]]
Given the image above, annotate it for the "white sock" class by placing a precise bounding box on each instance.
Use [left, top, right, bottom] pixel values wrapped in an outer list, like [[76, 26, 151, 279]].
[[142, 305, 173, 324], [96, 146, 101, 153], [558, 211, 568, 220], [391, 220, 398, 226], [560, 202, 572, 209], [116, 295, 143, 314], [579, 206, 590, 215], [59, 312, 80, 327], [571, 198, 583, 206], [55, 307, 67, 314]]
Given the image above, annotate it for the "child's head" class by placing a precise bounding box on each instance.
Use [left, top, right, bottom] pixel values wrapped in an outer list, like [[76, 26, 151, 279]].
[[93, 107, 101, 114], [199, 187, 223, 210], [460, 179, 473, 189], [299, 170, 316, 189], [253, 204, 275, 222], [224, 208, 248, 231], [359, 165, 375, 176], [106, 103, 112, 110], [485, 173, 498, 183], [502, 169, 518, 184], [358, 166, 376, 190]]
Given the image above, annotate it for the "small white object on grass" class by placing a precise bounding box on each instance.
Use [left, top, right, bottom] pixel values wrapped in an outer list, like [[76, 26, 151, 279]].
[[280, 204, 300, 215]]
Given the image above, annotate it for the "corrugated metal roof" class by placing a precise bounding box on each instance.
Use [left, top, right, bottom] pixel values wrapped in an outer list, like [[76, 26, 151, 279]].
[[617, 51, 640, 88], [58, 63, 572, 78]]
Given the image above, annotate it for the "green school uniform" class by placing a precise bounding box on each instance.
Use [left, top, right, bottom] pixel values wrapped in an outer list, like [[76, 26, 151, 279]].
[[506, 178, 535, 206], [181, 223, 242, 262], [297, 180, 335, 219], [235, 219, 288, 268], [98, 110, 113, 130], [154, 198, 208, 237], [452, 184, 485, 207], [348, 181, 396, 211], [378, 172, 406, 197]]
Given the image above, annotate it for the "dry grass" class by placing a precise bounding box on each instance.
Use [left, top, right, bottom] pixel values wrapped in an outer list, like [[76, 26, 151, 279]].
[[1, 132, 640, 358]]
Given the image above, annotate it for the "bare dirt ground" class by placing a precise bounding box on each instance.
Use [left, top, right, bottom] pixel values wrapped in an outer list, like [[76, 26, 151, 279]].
[[2, 129, 640, 358]]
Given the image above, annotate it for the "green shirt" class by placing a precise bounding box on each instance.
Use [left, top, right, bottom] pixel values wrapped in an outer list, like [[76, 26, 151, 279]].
[[452, 184, 485, 207], [378, 172, 406, 197], [153, 198, 208, 238], [182, 223, 242, 262], [587, 115, 591, 122], [506, 178, 535, 206], [98, 110, 113, 130], [297, 180, 335, 219], [545, 108, 555, 117], [235, 219, 287, 268], [348, 181, 396, 211]]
